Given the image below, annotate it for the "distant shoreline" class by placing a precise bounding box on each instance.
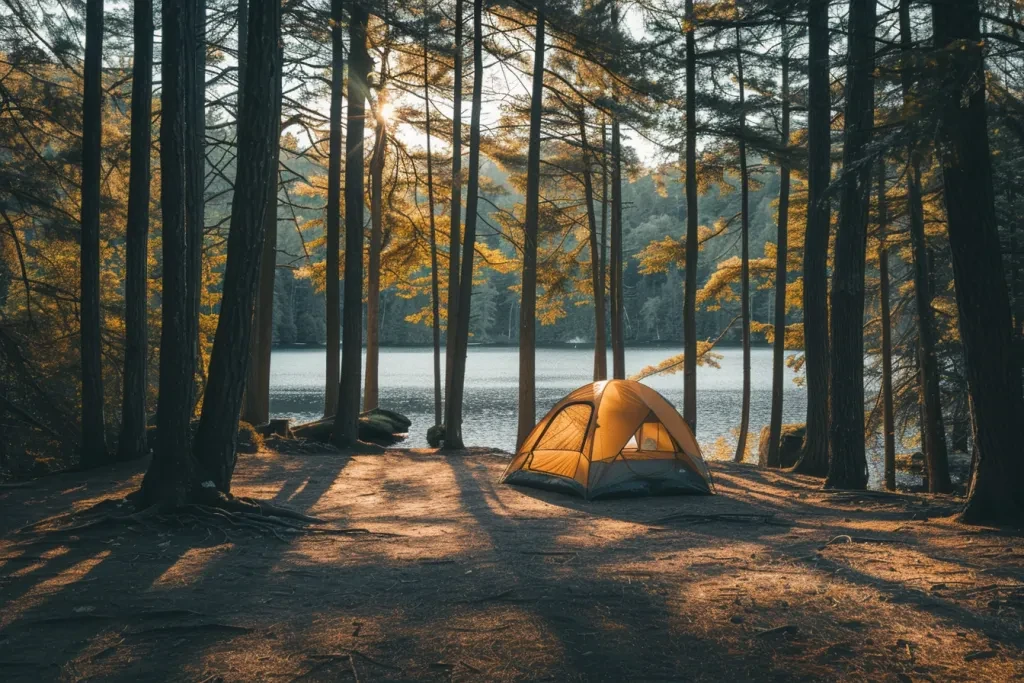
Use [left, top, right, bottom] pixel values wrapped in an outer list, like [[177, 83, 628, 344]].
[[271, 341, 784, 351]]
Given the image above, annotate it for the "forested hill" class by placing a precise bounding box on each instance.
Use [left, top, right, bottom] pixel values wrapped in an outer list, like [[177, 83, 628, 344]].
[[271, 157, 786, 347]]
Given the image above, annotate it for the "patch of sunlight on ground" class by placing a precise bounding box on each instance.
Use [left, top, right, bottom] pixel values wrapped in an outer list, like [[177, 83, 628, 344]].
[[1, 549, 111, 628], [151, 546, 229, 589], [0, 544, 70, 574]]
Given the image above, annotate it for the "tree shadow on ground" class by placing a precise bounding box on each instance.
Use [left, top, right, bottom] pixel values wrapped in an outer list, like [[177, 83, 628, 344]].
[[2, 450, 1021, 682], [0, 450, 355, 682]]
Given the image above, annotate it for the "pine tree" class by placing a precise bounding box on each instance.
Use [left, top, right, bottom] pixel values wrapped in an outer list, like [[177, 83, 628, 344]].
[[682, 0, 700, 430], [793, 0, 832, 477], [932, 0, 1024, 522], [324, 0, 344, 418], [825, 0, 876, 491], [445, 0, 465, 419], [79, 0, 108, 467], [117, 0, 154, 463], [877, 161, 896, 491], [192, 3, 282, 491], [444, 0, 484, 449], [333, 1, 371, 448], [733, 23, 751, 464], [141, 0, 201, 506], [517, 0, 546, 448], [898, 0, 950, 493], [766, 16, 792, 469]]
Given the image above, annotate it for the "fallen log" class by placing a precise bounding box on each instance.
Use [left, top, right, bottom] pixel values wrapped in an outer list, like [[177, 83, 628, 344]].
[[292, 410, 410, 447]]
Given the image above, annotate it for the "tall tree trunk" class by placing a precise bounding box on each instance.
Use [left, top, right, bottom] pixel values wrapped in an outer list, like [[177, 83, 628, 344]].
[[517, 3, 545, 448], [824, 0, 876, 491], [580, 111, 606, 381], [793, 0, 831, 476], [443, 0, 484, 449], [425, 15, 442, 427], [610, 120, 624, 380], [682, 0, 699, 430], [1013, 198, 1024, 345], [192, 4, 281, 492], [898, 0, 951, 492], [444, 0, 464, 418], [241, 0, 278, 428], [734, 28, 751, 464], [241, 152, 278, 425], [1012, 191, 1023, 344], [332, 3, 370, 448], [324, 0, 344, 417], [932, 0, 1024, 522], [186, 0, 206, 409], [117, 0, 153, 463], [141, 0, 199, 507], [237, 0, 247, 94], [364, 90, 386, 412], [766, 21, 791, 469], [80, 0, 108, 467], [608, 3, 624, 381], [600, 120, 608, 372], [877, 161, 896, 491]]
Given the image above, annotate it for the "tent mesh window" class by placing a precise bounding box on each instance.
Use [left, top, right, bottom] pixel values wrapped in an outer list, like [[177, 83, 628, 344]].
[[621, 413, 680, 455], [534, 403, 592, 453]]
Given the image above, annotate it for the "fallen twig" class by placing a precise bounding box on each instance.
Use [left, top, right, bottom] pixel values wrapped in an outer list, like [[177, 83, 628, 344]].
[[459, 659, 484, 674], [824, 535, 908, 547], [651, 512, 782, 526]]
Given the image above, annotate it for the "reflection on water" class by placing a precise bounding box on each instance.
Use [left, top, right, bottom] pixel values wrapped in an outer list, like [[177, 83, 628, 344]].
[[270, 345, 808, 454]]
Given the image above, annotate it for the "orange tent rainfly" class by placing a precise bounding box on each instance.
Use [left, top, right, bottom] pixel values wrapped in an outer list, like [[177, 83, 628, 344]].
[[501, 379, 715, 499]]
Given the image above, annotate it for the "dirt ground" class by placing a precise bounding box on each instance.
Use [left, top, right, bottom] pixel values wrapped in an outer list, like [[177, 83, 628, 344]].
[[1, 447, 1022, 683]]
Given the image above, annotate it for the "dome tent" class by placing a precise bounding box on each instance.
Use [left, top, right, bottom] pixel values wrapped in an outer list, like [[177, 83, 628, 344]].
[[501, 380, 715, 499]]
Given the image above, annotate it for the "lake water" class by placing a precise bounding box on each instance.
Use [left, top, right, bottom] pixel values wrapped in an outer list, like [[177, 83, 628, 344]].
[[269, 345, 808, 458]]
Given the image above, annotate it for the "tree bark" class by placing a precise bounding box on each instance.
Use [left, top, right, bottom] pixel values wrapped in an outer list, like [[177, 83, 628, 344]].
[[898, 0, 951, 493], [141, 0, 199, 507], [241, 149, 278, 425], [734, 27, 751, 464], [240, 0, 277, 428], [324, 0, 344, 418], [792, 0, 831, 476], [444, 0, 464, 419], [932, 0, 1024, 522], [877, 162, 896, 491], [600, 121, 608, 374], [824, 0, 875, 491], [117, 0, 153, 463], [443, 0, 484, 449], [610, 120, 624, 380], [332, 3, 370, 448], [364, 87, 386, 412], [766, 21, 791, 469], [517, 3, 545, 449], [683, 0, 699, 430], [79, 0, 108, 467], [186, 0, 206, 409], [579, 111, 606, 381], [191, 0, 281, 492], [425, 11, 443, 427]]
